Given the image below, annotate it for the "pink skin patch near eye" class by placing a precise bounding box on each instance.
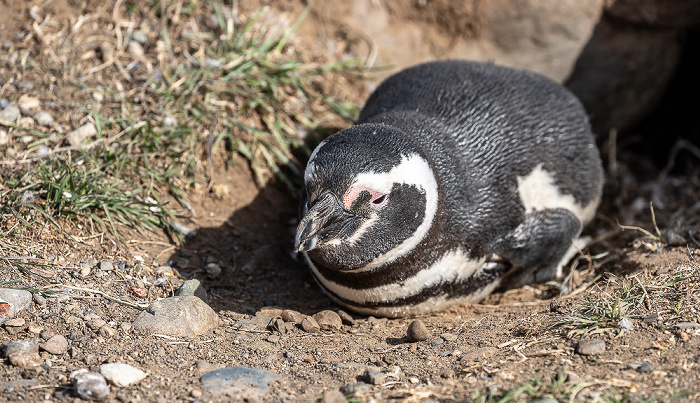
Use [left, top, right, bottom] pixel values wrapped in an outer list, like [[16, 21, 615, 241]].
[[343, 186, 388, 209]]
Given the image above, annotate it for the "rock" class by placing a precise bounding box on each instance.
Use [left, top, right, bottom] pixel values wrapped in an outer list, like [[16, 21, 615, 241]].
[[300, 316, 320, 333], [32, 110, 53, 127], [576, 339, 606, 355], [367, 316, 388, 326], [274, 318, 286, 334], [340, 383, 369, 396], [88, 318, 107, 330], [40, 334, 69, 355], [14, 81, 34, 91], [638, 362, 654, 373], [673, 322, 700, 330], [338, 310, 355, 326], [441, 333, 458, 342], [196, 360, 221, 375], [205, 263, 222, 278], [313, 310, 342, 332], [4, 318, 26, 334], [99, 261, 113, 271], [0, 288, 33, 322], [98, 325, 117, 338], [17, 95, 40, 115], [281, 310, 303, 323], [666, 232, 687, 246], [266, 334, 280, 344], [127, 41, 145, 58], [163, 116, 177, 127], [67, 123, 98, 146], [132, 296, 219, 337], [200, 366, 278, 398], [71, 369, 110, 401], [362, 369, 385, 385], [0, 129, 8, 145], [131, 30, 149, 44], [33, 294, 46, 307], [175, 279, 209, 304], [534, 398, 559, 403], [644, 312, 661, 323], [618, 317, 633, 330], [100, 362, 148, 386], [320, 389, 347, 403], [440, 368, 456, 379], [407, 320, 430, 342], [1, 339, 42, 368], [92, 92, 104, 102], [22, 365, 45, 379]]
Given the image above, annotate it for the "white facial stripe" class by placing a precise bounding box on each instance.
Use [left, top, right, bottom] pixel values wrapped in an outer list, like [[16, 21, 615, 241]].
[[349, 154, 439, 272], [517, 164, 599, 225], [304, 139, 329, 182], [306, 249, 485, 305]]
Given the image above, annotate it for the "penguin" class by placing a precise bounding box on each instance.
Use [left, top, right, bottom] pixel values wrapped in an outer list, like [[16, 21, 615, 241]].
[[294, 60, 604, 318]]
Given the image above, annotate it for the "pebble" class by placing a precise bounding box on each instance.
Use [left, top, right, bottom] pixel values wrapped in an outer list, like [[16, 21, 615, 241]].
[[88, 318, 107, 330], [72, 369, 110, 401], [99, 261, 114, 271], [40, 334, 69, 355], [638, 362, 654, 373], [200, 366, 278, 398], [300, 316, 320, 333], [576, 339, 606, 356], [127, 41, 145, 58], [196, 360, 220, 375], [320, 389, 347, 403], [131, 30, 149, 44], [440, 368, 456, 379], [14, 81, 34, 91], [98, 325, 117, 338], [100, 362, 147, 386], [673, 322, 700, 330], [337, 310, 354, 326], [0, 104, 20, 123], [190, 389, 203, 398], [205, 262, 222, 278], [618, 317, 633, 330], [534, 398, 559, 403], [175, 279, 209, 304], [362, 369, 386, 385], [313, 310, 342, 332], [32, 293, 47, 307], [92, 92, 104, 102], [339, 383, 369, 396], [17, 95, 40, 115], [0, 98, 9, 108], [1, 339, 42, 368], [22, 365, 45, 379], [32, 110, 54, 127], [4, 318, 26, 327], [666, 232, 687, 246], [163, 116, 177, 127], [274, 318, 286, 334], [281, 310, 303, 323], [0, 288, 33, 322], [407, 320, 430, 342], [132, 296, 219, 337], [441, 333, 458, 342], [367, 316, 388, 326], [67, 122, 98, 146], [0, 129, 8, 145], [644, 312, 660, 323]]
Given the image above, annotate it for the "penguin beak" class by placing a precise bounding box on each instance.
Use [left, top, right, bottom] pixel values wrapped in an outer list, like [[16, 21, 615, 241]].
[[294, 191, 357, 253]]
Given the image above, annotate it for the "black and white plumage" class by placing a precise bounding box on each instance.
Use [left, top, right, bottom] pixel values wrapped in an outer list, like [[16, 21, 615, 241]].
[[294, 60, 603, 318]]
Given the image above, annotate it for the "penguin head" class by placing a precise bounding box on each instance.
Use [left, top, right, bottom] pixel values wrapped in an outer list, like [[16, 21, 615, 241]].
[[294, 123, 439, 271]]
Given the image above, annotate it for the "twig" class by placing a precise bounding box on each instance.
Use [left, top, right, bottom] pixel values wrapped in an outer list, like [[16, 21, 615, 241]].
[[45, 284, 148, 309]]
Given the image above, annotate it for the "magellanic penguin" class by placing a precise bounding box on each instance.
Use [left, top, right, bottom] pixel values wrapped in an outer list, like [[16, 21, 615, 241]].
[[294, 60, 604, 318]]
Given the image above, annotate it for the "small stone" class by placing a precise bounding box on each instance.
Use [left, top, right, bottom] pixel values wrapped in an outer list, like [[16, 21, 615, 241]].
[[274, 318, 286, 334], [201, 366, 278, 397], [205, 263, 222, 278], [666, 232, 687, 246], [88, 318, 107, 330], [190, 389, 203, 398], [440, 368, 456, 379], [40, 329, 56, 340], [39, 334, 69, 355], [362, 369, 386, 385], [281, 310, 303, 323], [338, 310, 354, 326], [266, 335, 280, 344], [27, 324, 43, 334], [0, 288, 33, 321], [98, 325, 117, 338], [1, 339, 42, 368], [0, 104, 19, 123], [100, 362, 147, 386], [367, 316, 388, 326], [163, 116, 177, 127], [0, 129, 8, 145], [407, 320, 430, 342], [534, 398, 559, 403], [33, 111, 54, 127], [196, 360, 220, 375], [5, 318, 26, 327], [22, 365, 45, 379], [132, 296, 219, 337], [18, 116, 35, 128], [673, 322, 700, 330], [576, 339, 606, 356], [645, 312, 662, 324], [99, 261, 114, 271], [67, 123, 98, 146], [618, 317, 633, 330], [549, 299, 563, 312], [441, 333, 458, 342], [320, 389, 346, 403], [17, 95, 40, 115], [72, 369, 110, 401], [131, 30, 148, 44], [175, 279, 209, 304], [313, 310, 342, 332], [340, 383, 369, 395], [14, 81, 34, 91], [92, 92, 104, 102], [301, 316, 320, 333], [33, 294, 47, 307], [638, 362, 654, 373]]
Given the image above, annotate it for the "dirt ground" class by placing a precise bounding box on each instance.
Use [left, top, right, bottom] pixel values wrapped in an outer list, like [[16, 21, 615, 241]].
[[1, 1, 699, 402]]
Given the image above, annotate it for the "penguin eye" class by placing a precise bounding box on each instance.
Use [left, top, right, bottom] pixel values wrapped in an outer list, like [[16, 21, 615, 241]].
[[370, 193, 387, 207]]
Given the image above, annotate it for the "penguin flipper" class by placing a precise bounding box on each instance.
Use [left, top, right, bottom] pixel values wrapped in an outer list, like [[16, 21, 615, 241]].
[[495, 208, 583, 288]]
